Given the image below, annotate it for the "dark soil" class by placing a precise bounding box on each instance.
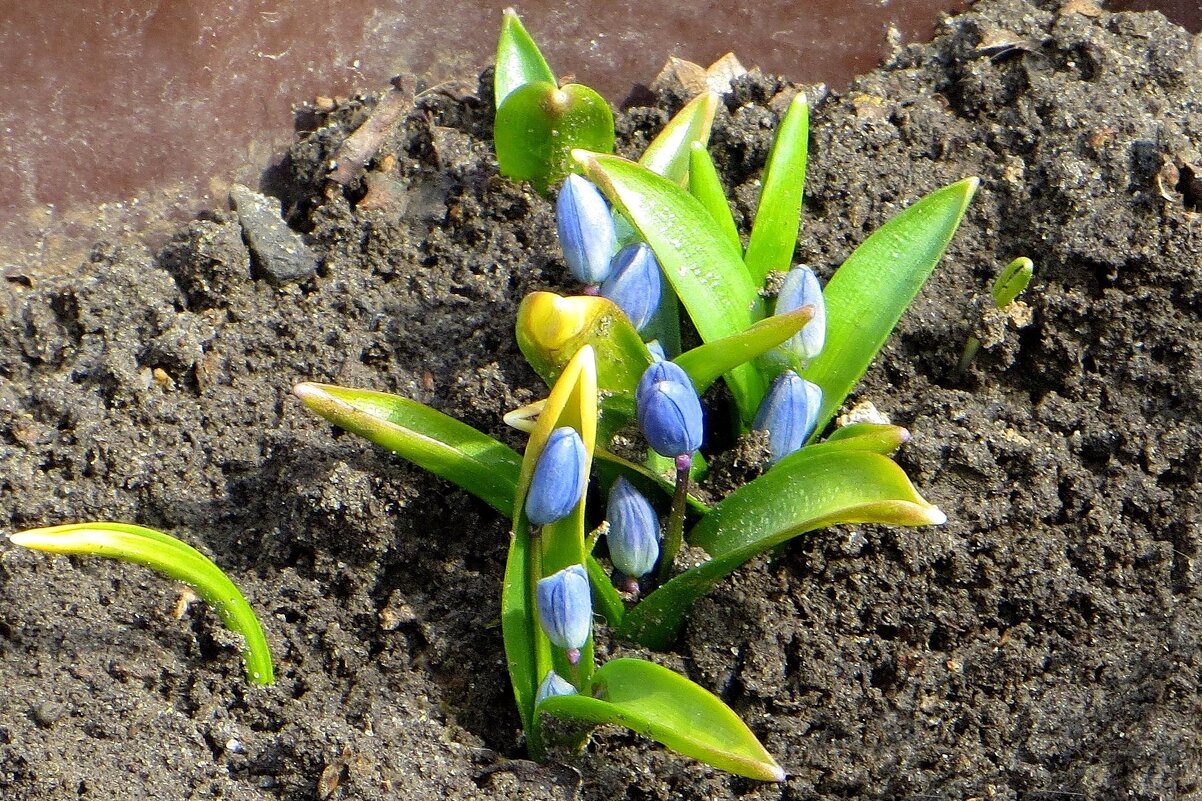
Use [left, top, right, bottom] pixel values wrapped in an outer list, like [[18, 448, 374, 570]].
[[2, 0, 1200, 798]]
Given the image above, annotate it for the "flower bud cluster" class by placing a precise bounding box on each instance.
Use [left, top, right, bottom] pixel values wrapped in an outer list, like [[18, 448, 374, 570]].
[[754, 266, 828, 464], [556, 176, 662, 333]]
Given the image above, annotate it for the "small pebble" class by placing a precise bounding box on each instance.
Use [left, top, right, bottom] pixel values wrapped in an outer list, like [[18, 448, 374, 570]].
[[229, 184, 318, 286]]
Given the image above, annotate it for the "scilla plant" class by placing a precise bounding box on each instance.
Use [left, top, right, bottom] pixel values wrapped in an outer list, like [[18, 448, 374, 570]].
[[296, 67, 976, 774]]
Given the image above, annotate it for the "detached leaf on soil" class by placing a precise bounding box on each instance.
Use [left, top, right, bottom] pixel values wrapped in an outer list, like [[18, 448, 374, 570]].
[[9, 523, 275, 685]]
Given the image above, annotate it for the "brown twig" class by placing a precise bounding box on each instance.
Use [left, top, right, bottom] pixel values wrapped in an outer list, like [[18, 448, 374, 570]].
[[325, 78, 413, 190]]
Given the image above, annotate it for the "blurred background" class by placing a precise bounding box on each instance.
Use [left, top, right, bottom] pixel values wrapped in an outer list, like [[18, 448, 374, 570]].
[[1, 0, 1197, 271]]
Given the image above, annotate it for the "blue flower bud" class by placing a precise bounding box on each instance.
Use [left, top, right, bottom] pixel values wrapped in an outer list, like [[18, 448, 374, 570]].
[[535, 670, 578, 705], [537, 564, 592, 663], [753, 370, 823, 464], [557, 174, 617, 285], [600, 243, 662, 332], [605, 477, 661, 578], [636, 361, 704, 458], [525, 427, 588, 526], [775, 266, 826, 362]]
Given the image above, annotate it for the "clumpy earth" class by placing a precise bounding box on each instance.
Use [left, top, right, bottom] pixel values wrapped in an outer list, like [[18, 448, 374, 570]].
[[1, 0, 1200, 797]]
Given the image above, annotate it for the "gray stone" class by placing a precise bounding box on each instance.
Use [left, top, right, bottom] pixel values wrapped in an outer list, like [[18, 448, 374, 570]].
[[229, 184, 317, 285]]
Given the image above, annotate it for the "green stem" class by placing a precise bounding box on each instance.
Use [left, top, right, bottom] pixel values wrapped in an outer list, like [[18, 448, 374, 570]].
[[956, 335, 981, 375], [657, 457, 691, 583]]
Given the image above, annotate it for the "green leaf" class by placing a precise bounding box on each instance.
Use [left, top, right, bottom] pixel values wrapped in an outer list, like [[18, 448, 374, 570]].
[[822, 422, 911, 455], [586, 554, 625, 628], [293, 383, 520, 517], [634, 95, 720, 356], [991, 256, 1034, 307], [10, 523, 274, 685], [803, 178, 978, 435], [496, 83, 615, 194], [618, 446, 945, 649], [502, 527, 542, 745], [575, 150, 766, 423], [640, 91, 720, 184], [743, 93, 809, 286], [675, 307, 813, 393], [539, 658, 784, 781], [688, 141, 741, 253], [494, 8, 556, 109]]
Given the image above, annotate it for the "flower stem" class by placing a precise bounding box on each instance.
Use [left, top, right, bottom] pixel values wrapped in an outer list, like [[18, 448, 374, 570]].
[[657, 454, 692, 583]]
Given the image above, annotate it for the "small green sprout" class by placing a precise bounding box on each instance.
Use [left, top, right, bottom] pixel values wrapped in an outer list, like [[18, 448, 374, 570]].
[[958, 256, 1036, 373], [9, 522, 274, 685], [992, 256, 1035, 307]]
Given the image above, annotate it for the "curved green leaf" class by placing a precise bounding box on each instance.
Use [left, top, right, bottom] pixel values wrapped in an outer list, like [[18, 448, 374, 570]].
[[803, 178, 978, 434], [640, 91, 720, 185], [575, 150, 765, 423], [822, 422, 911, 455], [502, 528, 541, 745], [293, 383, 520, 516], [744, 92, 809, 286], [618, 446, 945, 649], [496, 83, 615, 194], [10, 523, 274, 685], [688, 141, 741, 253], [494, 8, 556, 109], [586, 554, 625, 628], [539, 658, 784, 781], [675, 307, 813, 393]]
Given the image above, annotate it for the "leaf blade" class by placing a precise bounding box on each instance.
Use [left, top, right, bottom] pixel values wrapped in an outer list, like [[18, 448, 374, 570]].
[[743, 93, 809, 286], [293, 383, 521, 517], [494, 8, 556, 108], [10, 523, 274, 685], [496, 83, 615, 193], [674, 307, 813, 393], [619, 447, 945, 649], [688, 141, 741, 253], [640, 91, 719, 184], [803, 178, 978, 434], [540, 658, 784, 781]]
